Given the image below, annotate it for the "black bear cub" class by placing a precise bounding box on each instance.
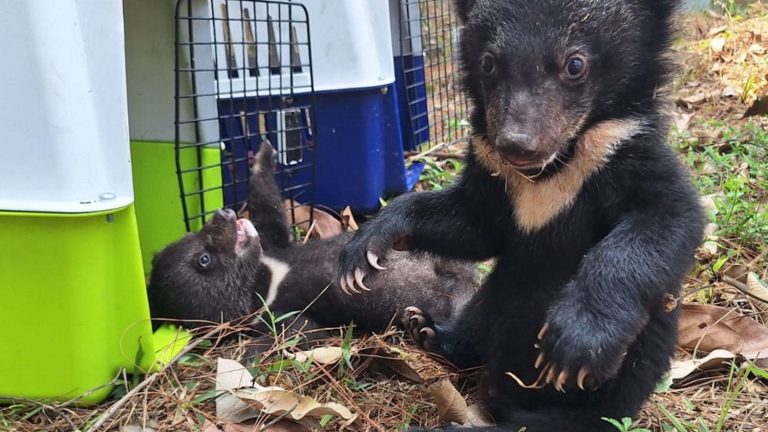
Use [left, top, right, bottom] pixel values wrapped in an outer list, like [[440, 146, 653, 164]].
[[147, 143, 476, 341], [339, 0, 703, 430]]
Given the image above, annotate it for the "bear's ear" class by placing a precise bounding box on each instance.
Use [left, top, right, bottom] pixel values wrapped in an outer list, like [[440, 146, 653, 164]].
[[454, 0, 477, 22]]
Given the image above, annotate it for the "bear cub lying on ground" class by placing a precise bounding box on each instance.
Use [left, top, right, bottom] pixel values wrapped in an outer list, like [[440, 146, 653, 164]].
[[339, 0, 704, 430], [148, 142, 477, 343]]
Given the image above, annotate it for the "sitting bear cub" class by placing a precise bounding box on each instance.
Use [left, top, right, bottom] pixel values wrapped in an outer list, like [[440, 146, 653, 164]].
[[338, 0, 704, 430]]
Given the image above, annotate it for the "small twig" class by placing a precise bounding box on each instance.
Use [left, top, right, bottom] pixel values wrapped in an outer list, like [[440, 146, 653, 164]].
[[316, 365, 381, 431], [691, 307, 739, 358], [723, 275, 768, 304], [302, 218, 317, 244], [58, 407, 80, 431], [747, 249, 768, 269], [15, 401, 79, 431], [54, 369, 125, 410], [405, 138, 468, 161], [87, 327, 222, 431], [408, 151, 464, 160], [259, 407, 298, 431]]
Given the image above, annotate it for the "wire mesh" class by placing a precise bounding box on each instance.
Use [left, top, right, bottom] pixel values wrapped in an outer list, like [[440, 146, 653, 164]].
[[175, 0, 317, 233], [399, 0, 470, 152]]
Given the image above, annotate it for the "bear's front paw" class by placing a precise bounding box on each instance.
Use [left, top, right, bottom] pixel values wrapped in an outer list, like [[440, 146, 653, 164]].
[[337, 222, 408, 295], [535, 304, 631, 392], [401, 306, 444, 354]]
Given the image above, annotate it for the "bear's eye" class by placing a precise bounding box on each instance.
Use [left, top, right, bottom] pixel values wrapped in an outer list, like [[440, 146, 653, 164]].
[[480, 53, 496, 75], [197, 253, 212, 268], [563, 54, 588, 79]]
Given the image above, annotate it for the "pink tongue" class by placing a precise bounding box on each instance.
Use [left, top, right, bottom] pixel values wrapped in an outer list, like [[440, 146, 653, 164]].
[[235, 229, 247, 254], [234, 219, 257, 254]]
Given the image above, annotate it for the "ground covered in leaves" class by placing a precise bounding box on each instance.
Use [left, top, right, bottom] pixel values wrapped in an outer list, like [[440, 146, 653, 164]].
[[3, 5, 768, 432]]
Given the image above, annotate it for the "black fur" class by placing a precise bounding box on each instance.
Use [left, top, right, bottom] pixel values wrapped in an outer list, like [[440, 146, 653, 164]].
[[147, 143, 476, 343], [247, 144, 291, 251], [338, 1, 704, 430]]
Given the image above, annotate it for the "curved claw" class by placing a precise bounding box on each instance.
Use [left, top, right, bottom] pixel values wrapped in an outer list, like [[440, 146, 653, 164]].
[[409, 314, 426, 328], [577, 367, 589, 391], [419, 327, 436, 340], [339, 276, 351, 295], [535, 352, 545, 369], [405, 306, 423, 316], [545, 364, 557, 385], [555, 370, 569, 392], [354, 268, 371, 291], [537, 323, 549, 340], [345, 273, 361, 294], [367, 250, 386, 270]]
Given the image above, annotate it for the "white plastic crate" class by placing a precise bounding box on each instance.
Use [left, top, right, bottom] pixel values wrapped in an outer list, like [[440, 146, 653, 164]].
[[297, 0, 394, 92], [0, 1, 133, 213], [181, 0, 394, 99]]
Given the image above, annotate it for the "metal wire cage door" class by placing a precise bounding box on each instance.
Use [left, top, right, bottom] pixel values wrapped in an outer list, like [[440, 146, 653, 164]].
[[175, 0, 317, 233]]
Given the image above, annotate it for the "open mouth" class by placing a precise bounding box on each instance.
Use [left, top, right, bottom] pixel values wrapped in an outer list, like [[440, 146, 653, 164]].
[[501, 152, 559, 172], [234, 218, 258, 255]]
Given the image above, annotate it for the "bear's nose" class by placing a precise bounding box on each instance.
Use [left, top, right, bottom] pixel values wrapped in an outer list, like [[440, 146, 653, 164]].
[[495, 131, 537, 161], [215, 208, 236, 220]]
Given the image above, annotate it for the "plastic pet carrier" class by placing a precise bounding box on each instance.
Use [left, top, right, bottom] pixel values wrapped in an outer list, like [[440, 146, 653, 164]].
[[0, 0, 184, 404], [176, 0, 429, 216]]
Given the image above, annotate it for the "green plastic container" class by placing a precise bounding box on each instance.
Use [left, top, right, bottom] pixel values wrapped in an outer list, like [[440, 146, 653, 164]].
[[131, 141, 223, 273], [0, 206, 158, 404], [0, 142, 220, 404]]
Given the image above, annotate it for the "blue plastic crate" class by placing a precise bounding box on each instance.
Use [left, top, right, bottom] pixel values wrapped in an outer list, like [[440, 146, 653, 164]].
[[217, 83, 426, 213]]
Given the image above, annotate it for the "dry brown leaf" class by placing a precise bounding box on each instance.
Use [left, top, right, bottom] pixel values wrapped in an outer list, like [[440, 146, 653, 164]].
[[673, 111, 694, 132], [428, 379, 468, 424], [203, 420, 309, 432], [748, 43, 766, 55], [286, 346, 346, 365], [722, 264, 750, 283], [738, 162, 750, 179], [669, 349, 737, 381], [340, 206, 359, 231], [121, 425, 157, 432], [215, 358, 357, 426], [283, 200, 344, 239], [678, 303, 768, 359], [465, 404, 495, 428], [263, 421, 311, 432], [708, 25, 727, 36], [216, 358, 262, 423], [427, 380, 494, 427], [362, 348, 424, 384], [703, 223, 719, 237], [721, 85, 739, 98], [233, 388, 356, 425], [710, 36, 727, 53], [682, 92, 708, 106], [701, 240, 719, 257], [745, 272, 768, 307], [700, 194, 719, 215]]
